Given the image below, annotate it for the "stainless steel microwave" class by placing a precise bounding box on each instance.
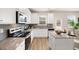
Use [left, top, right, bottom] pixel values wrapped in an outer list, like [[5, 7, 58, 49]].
[[16, 11, 27, 24]]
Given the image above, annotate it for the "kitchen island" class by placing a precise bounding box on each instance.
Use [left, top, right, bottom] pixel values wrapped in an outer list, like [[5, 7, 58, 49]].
[[48, 31, 76, 50]]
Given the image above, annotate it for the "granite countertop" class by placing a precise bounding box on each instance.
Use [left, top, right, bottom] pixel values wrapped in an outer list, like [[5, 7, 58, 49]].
[[0, 37, 25, 50], [0, 30, 31, 50], [49, 31, 77, 39]]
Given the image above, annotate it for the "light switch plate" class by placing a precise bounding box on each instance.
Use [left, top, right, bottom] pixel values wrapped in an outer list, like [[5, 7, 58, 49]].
[[0, 29, 3, 33]]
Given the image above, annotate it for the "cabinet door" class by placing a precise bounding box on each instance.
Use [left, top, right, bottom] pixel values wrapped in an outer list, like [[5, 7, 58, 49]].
[[55, 39, 74, 50], [47, 13, 54, 24], [49, 37, 55, 49], [31, 13, 39, 24], [39, 14, 48, 24], [24, 8, 31, 24], [25, 37, 31, 50], [48, 32, 55, 49], [0, 8, 16, 24], [16, 41, 25, 50]]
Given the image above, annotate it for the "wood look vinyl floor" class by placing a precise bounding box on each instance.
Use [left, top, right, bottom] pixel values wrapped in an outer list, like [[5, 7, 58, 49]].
[[30, 37, 49, 50]]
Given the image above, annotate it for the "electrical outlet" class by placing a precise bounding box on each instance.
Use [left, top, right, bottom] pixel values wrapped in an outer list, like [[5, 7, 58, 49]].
[[0, 29, 3, 33]]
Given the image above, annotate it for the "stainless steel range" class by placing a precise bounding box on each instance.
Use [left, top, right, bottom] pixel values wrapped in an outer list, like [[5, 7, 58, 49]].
[[7, 27, 30, 37]]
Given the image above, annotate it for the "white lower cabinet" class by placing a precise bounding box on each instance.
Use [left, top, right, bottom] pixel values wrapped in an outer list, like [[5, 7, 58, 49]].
[[49, 32, 55, 49], [16, 41, 25, 50]]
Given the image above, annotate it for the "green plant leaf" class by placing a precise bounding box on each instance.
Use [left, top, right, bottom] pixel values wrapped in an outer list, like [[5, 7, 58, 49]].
[[68, 20, 79, 29]]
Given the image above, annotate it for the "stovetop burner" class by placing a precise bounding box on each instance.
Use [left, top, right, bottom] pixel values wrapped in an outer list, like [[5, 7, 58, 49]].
[[19, 32, 30, 37]]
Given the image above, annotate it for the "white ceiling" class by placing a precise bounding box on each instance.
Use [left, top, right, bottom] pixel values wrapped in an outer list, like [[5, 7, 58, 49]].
[[29, 8, 79, 12]]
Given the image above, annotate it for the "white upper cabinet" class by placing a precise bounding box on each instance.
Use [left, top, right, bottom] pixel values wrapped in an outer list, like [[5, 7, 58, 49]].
[[31, 13, 39, 24], [47, 13, 54, 24], [31, 13, 54, 24], [0, 8, 16, 24], [24, 8, 31, 24]]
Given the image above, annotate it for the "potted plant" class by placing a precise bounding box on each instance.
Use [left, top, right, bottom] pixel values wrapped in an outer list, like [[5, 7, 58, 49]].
[[68, 19, 79, 36]]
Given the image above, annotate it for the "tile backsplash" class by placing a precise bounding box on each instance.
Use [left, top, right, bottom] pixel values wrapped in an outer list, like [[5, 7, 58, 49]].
[[0, 24, 12, 41], [0, 24, 29, 41]]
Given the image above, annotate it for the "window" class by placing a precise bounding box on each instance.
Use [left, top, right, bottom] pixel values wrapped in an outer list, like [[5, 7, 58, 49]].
[[67, 15, 76, 22], [39, 15, 47, 24]]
